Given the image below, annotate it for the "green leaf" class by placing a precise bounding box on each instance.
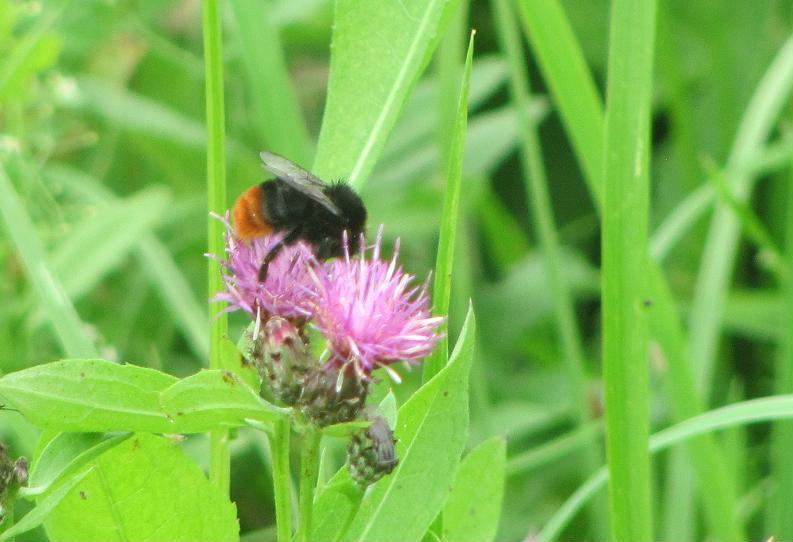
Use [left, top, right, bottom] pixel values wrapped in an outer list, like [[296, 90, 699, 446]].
[[313, 0, 462, 188], [44, 164, 209, 360], [160, 370, 290, 433], [423, 30, 474, 382], [43, 433, 239, 542], [229, 0, 313, 164], [49, 188, 170, 302], [321, 420, 371, 438], [25, 433, 130, 496], [339, 305, 475, 542], [0, 359, 177, 432], [0, 467, 94, 541], [0, 165, 96, 358], [442, 436, 506, 542], [516, 0, 604, 202], [539, 394, 793, 542]]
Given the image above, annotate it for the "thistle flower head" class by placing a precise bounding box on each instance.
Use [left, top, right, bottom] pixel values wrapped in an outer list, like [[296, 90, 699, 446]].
[[210, 213, 316, 322], [309, 229, 444, 380]]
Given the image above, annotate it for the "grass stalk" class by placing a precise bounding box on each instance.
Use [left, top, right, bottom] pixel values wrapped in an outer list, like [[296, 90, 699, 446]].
[[491, 0, 606, 538], [202, 0, 230, 493], [768, 168, 793, 540], [600, 0, 656, 540], [515, 3, 744, 539]]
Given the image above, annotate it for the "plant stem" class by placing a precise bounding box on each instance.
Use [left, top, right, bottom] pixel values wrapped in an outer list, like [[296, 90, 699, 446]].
[[601, 0, 656, 540], [271, 418, 293, 542], [202, 0, 230, 493], [296, 428, 321, 542]]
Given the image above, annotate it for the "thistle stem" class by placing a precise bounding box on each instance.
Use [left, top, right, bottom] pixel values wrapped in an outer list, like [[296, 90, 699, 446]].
[[296, 428, 321, 542], [202, 0, 230, 493], [272, 418, 293, 542]]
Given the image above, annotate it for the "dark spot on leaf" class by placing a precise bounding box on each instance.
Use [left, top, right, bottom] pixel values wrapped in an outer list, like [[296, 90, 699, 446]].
[[132, 438, 140, 449], [643, 299, 653, 308], [80, 372, 85, 378], [176, 411, 184, 416], [222, 371, 235, 384], [442, 390, 449, 397], [79, 491, 87, 500]]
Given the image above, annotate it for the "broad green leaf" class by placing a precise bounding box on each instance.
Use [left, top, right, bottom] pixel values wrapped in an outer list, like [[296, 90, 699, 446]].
[[339, 305, 475, 542], [25, 433, 130, 496], [313, 0, 462, 188], [0, 468, 93, 541], [423, 31, 474, 381], [0, 359, 176, 432], [43, 434, 239, 542], [442, 436, 506, 542], [311, 469, 360, 542], [160, 370, 289, 433]]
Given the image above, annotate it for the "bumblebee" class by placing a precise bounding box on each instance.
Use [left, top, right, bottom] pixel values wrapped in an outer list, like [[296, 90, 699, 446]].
[[233, 151, 367, 280]]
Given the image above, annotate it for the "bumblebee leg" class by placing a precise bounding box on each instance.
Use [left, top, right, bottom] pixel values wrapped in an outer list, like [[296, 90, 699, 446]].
[[258, 227, 302, 281]]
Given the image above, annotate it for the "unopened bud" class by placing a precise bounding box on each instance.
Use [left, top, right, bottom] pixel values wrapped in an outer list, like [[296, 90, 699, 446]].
[[299, 365, 368, 427], [347, 416, 398, 487], [0, 443, 28, 522], [255, 317, 315, 405]]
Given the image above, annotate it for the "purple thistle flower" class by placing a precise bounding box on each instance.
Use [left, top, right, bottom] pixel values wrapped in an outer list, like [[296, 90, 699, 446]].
[[308, 229, 444, 381], [209, 213, 317, 322]]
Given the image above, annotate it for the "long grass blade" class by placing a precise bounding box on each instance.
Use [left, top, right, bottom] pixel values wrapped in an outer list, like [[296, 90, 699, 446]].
[[423, 31, 475, 382], [0, 165, 97, 359]]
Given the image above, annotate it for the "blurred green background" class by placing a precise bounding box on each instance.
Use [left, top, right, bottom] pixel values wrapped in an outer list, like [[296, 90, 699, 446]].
[[1, 0, 792, 540]]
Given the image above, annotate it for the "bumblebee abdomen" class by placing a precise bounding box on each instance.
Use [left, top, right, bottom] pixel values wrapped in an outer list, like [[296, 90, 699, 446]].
[[233, 186, 274, 240]]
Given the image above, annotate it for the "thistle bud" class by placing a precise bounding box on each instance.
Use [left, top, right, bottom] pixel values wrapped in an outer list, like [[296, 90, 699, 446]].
[[0, 444, 28, 523], [299, 364, 368, 427], [347, 416, 398, 487], [253, 316, 315, 405]]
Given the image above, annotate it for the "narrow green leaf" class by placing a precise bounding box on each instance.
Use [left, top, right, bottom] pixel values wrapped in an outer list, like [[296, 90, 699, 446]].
[[43, 434, 239, 541], [0, 468, 93, 542], [515, 0, 604, 203], [25, 433, 130, 496], [340, 305, 475, 542], [0, 166, 96, 358], [688, 33, 793, 390], [423, 30, 474, 382], [313, 0, 461, 188], [0, 2, 64, 99], [539, 395, 793, 542], [49, 188, 170, 301], [0, 359, 177, 432], [229, 0, 314, 164], [442, 436, 506, 542], [45, 164, 208, 360], [600, 1, 656, 540], [160, 370, 290, 433]]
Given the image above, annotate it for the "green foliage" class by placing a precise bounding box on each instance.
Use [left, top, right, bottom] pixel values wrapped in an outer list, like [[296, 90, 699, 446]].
[[1, 1, 792, 541], [441, 436, 506, 542], [43, 434, 239, 541], [340, 306, 475, 542]]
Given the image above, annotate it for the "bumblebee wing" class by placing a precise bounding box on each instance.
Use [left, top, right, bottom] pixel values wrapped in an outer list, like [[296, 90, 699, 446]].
[[259, 151, 342, 215]]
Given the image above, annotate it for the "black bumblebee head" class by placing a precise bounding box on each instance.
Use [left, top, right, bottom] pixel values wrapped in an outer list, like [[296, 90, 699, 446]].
[[328, 183, 367, 234]]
